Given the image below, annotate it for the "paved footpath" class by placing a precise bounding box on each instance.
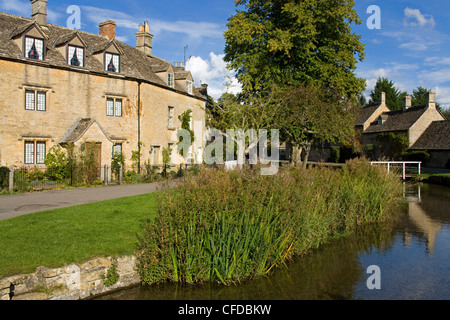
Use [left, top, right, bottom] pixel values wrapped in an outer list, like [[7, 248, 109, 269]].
[[0, 182, 166, 221]]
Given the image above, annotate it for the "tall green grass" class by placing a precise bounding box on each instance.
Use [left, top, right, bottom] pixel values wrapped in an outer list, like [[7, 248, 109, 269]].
[[136, 158, 402, 286]]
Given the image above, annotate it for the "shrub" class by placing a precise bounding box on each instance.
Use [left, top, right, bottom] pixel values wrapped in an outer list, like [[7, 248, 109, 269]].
[[329, 146, 340, 163], [0, 166, 10, 189], [136, 158, 402, 286]]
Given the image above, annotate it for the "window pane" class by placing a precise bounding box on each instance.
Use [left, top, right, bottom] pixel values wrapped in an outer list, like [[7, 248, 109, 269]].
[[114, 144, 122, 154], [25, 90, 35, 110], [36, 91, 46, 111], [115, 99, 122, 117], [77, 47, 84, 67], [25, 142, 35, 164], [107, 98, 114, 116], [34, 39, 44, 60], [106, 53, 119, 72], [168, 106, 174, 127], [36, 142, 46, 164], [25, 37, 43, 60]]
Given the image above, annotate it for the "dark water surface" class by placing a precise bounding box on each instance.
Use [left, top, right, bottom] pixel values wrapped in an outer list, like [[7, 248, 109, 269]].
[[96, 183, 450, 300]]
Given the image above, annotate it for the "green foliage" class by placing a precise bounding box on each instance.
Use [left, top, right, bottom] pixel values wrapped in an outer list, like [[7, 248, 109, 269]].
[[178, 110, 195, 158], [401, 150, 430, 163], [368, 77, 407, 111], [131, 142, 144, 172], [102, 264, 120, 287], [136, 159, 402, 286], [0, 166, 10, 189], [276, 84, 357, 167], [44, 145, 70, 181], [224, 0, 366, 97], [376, 132, 409, 160], [329, 146, 341, 163], [111, 152, 125, 180]]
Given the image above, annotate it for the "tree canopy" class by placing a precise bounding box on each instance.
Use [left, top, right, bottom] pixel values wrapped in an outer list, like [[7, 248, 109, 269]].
[[368, 77, 407, 111], [224, 0, 366, 98]]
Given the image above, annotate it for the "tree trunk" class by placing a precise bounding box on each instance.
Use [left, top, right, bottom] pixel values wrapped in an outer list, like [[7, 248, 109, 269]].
[[290, 145, 303, 167], [302, 144, 312, 169]]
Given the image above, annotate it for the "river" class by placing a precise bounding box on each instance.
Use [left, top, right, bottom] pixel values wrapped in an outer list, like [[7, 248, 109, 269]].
[[95, 183, 450, 300]]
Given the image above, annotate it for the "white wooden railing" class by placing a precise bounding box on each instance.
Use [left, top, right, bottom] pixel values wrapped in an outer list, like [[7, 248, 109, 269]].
[[370, 161, 422, 180]]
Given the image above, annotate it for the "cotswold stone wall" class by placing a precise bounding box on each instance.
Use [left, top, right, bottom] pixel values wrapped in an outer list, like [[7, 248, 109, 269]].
[[0, 255, 139, 300]]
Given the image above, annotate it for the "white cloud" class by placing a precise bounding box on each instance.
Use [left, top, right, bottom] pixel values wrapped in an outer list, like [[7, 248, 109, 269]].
[[435, 87, 450, 109], [0, 0, 30, 17], [403, 8, 436, 29], [80, 6, 223, 40], [421, 68, 450, 84], [186, 53, 241, 100]]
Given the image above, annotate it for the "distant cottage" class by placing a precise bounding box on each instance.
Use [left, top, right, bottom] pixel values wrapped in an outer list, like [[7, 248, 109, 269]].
[[356, 91, 450, 168], [0, 0, 207, 176]]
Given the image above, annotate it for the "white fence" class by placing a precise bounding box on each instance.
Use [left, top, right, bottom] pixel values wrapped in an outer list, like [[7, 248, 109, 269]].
[[370, 161, 422, 180]]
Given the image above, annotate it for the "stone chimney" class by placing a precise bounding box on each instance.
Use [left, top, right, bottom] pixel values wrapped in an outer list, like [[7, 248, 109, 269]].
[[380, 92, 386, 106], [427, 91, 436, 109], [403, 95, 412, 112], [136, 21, 153, 56], [99, 20, 116, 40], [30, 0, 48, 25]]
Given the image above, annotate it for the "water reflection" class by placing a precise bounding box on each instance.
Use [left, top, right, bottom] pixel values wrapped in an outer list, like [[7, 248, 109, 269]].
[[95, 183, 450, 300]]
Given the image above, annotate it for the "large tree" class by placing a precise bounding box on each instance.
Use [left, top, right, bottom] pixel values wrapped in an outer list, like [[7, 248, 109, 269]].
[[276, 84, 356, 168], [224, 0, 366, 98]]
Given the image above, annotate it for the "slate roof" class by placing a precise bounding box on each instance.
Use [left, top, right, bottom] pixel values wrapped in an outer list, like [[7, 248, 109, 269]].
[[355, 104, 381, 126], [0, 11, 205, 100], [363, 106, 428, 134], [411, 121, 450, 150]]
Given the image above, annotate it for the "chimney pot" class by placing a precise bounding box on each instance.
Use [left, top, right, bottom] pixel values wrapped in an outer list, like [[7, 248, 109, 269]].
[[427, 91, 436, 109], [380, 92, 386, 106], [403, 95, 412, 111], [99, 20, 116, 40], [136, 21, 153, 56], [30, 0, 48, 25]]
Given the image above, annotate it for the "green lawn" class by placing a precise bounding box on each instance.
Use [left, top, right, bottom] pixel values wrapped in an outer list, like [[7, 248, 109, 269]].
[[0, 192, 159, 278]]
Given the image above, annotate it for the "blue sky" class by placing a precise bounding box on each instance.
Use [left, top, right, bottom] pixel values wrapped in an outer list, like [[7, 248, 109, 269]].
[[1, 0, 450, 108]]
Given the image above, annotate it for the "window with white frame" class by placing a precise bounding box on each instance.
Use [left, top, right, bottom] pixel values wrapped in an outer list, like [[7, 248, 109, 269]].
[[168, 73, 174, 88], [186, 80, 193, 94], [107, 97, 123, 117], [105, 52, 120, 73], [24, 36, 44, 60], [68, 45, 85, 67], [24, 141, 46, 164], [25, 90, 46, 111]]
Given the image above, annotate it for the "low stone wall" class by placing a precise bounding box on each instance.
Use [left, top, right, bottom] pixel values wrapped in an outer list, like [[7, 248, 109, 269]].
[[0, 256, 139, 300]]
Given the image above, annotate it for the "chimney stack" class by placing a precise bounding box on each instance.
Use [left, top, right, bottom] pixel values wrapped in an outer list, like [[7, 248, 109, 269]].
[[380, 92, 386, 106], [136, 21, 153, 56], [30, 0, 48, 25], [99, 20, 116, 40], [403, 95, 412, 111], [427, 91, 436, 109]]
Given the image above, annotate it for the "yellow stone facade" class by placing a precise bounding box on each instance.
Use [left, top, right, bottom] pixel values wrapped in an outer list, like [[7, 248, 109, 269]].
[[0, 58, 206, 168]]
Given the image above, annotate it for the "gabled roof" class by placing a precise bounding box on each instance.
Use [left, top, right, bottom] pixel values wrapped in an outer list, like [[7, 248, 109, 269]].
[[355, 104, 381, 126], [411, 121, 450, 151], [60, 118, 112, 144], [0, 11, 205, 100], [53, 31, 87, 48], [364, 106, 428, 134]]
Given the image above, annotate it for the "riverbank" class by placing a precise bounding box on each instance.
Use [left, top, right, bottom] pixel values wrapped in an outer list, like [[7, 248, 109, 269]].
[[136, 159, 403, 286]]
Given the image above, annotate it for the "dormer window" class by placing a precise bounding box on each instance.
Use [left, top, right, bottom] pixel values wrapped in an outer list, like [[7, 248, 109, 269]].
[[68, 45, 85, 67], [168, 73, 174, 88], [105, 52, 120, 73], [25, 36, 44, 60], [186, 80, 193, 95]]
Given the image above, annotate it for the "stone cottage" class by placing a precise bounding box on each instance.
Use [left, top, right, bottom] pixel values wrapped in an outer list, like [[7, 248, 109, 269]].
[[0, 0, 207, 175], [356, 91, 447, 165]]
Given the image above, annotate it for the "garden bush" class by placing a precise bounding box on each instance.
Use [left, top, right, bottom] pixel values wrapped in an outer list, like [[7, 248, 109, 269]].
[[136, 158, 402, 286]]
